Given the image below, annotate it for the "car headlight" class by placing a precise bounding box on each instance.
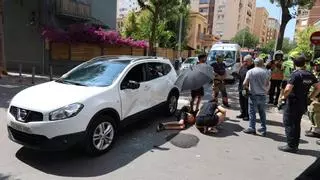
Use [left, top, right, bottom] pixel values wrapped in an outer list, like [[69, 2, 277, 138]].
[[49, 103, 84, 121], [227, 67, 233, 70]]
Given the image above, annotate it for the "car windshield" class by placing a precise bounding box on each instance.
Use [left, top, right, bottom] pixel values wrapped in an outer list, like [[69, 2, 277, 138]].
[[57, 58, 130, 87], [184, 57, 198, 64], [208, 50, 236, 64]]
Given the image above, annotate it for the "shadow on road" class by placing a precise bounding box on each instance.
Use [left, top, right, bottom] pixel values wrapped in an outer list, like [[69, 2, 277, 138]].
[[265, 131, 309, 144], [14, 110, 198, 178], [266, 119, 283, 127], [297, 149, 320, 158], [0, 173, 19, 180], [206, 121, 244, 138]]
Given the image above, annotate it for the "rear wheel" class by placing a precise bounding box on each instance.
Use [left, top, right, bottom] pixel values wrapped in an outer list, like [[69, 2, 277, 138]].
[[84, 115, 117, 156], [165, 93, 179, 116]]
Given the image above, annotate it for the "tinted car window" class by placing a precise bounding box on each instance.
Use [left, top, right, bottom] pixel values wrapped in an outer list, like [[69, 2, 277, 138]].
[[146, 63, 166, 81], [162, 63, 172, 75], [58, 59, 130, 87], [122, 64, 145, 83]]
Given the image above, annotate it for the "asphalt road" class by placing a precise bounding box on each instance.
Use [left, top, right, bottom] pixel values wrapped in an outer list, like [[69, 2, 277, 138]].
[[0, 76, 320, 180]]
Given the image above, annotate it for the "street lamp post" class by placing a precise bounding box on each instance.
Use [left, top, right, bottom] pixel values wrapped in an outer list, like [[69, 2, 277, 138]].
[[178, 0, 183, 58]]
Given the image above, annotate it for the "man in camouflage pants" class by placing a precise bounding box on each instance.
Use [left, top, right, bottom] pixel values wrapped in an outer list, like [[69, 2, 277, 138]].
[[212, 54, 229, 107]]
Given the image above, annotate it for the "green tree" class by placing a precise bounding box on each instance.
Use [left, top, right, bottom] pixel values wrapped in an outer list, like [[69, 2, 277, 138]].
[[269, 0, 315, 50], [231, 28, 259, 48], [122, 10, 174, 48], [261, 40, 276, 54], [122, 12, 139, 38], [137, 0, 188, 55], [261, 38, 296, 54], [291, 26, 319, 59]]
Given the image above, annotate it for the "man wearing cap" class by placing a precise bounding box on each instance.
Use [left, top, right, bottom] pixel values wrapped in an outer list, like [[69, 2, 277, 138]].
[[278, 56, 320, 153], [236, 55, 254, 121], [243, 58, 270, 136]]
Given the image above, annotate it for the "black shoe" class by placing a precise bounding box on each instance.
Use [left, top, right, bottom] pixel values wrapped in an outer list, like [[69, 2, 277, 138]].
[[268, 101, 274, 105], [243, 117, 249, 121], [258, 128, 266, 137], [305, 131, 320, 138], [278, 145, 298, 153], [243, 128, 256, 135], [316, 140, 320, 145], [156, 123, 165, 132], [236, 114, 245, 119]]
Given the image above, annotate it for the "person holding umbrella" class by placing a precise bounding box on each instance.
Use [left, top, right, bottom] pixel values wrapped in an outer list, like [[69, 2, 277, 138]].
[[190, 54, 208, 112]]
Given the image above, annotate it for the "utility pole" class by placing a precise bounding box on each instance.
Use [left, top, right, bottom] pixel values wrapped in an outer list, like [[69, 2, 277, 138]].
[[0, 0, 5, 76], [177, 0, 183, 58]]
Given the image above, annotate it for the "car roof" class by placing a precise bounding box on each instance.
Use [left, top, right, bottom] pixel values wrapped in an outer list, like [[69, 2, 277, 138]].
[[91, 55, 170, 63]]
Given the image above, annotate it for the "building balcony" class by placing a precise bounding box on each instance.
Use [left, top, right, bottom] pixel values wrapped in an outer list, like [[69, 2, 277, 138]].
[[55, 0, 92, 20]]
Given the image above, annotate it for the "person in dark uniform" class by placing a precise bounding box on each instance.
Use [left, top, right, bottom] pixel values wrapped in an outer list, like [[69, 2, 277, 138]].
[[278, 56, 320, 153], [236, 54, 254, 121]]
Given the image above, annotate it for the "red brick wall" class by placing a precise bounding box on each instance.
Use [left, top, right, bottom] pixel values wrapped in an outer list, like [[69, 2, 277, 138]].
[[308, 0, 320, 25]]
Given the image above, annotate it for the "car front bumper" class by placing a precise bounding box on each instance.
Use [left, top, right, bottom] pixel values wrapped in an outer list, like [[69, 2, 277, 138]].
[[7, 126, 85, 150]]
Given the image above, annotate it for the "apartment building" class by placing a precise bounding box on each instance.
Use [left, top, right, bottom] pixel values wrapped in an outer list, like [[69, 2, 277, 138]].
[[212, 0, 255, 41], [187, 11, 218, 51], [253, 7, 269, 44], [266, 18, 280, 43], [295, 8, 310, 34], [117, 0, 139, 18], [295, 0, 320, 37], [190, 0, 215, 34], [308, 0, 320, 26]]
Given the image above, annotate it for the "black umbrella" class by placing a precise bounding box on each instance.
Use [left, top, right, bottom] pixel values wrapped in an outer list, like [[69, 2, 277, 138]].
[[175, 63, 214, 91]]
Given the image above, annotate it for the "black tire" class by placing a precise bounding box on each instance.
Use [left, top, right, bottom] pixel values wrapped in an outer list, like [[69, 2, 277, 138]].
[[84, 115, 117, 156], [165, 92, 179, 116]]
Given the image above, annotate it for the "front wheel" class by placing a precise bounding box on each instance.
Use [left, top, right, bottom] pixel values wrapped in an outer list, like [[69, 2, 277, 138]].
[[165, 93, 179, 116], [84, 115, 117, 156]]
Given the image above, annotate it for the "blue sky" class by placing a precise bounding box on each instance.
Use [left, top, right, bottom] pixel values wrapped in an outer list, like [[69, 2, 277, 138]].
[[256, 0, 296, 40]]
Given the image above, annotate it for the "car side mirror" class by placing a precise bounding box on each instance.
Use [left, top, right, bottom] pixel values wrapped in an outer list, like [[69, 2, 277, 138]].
[[121, 80, 140, 90]]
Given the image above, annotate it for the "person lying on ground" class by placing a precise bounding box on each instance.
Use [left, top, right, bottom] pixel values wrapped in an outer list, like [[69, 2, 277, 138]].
[[156, 105, 197, 132], [195, 99, 227, 134]]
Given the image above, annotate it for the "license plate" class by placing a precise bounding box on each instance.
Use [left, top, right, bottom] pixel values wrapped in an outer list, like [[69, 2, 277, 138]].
[[9, 121, 31, 133]]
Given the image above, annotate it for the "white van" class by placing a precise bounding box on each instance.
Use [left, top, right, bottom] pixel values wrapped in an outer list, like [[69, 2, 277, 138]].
[[207, 43, 241, 82]]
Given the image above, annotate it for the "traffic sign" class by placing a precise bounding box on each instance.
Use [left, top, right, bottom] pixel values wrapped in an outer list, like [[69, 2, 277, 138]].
[[310, 31, 320, 45]]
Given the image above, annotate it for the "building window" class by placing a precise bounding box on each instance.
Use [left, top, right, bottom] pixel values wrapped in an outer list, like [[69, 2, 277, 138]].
[[200, 8, 209, 13], [301, 19, 308, 26], [200, 0, 209, 4]]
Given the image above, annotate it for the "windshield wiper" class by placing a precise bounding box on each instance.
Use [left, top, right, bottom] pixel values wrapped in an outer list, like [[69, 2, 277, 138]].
[[55, 79, 86, 86]]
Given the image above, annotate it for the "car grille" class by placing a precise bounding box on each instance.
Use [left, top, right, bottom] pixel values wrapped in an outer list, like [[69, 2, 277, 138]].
[[8, 127, 48, 145], [9, 106, 43, 123]]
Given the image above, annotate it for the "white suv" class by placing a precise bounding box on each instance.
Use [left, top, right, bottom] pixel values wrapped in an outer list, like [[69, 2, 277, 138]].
[[7, 56, 180, 155]]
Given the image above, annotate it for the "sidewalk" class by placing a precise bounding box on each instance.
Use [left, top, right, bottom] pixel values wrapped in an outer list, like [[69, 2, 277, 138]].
[[0, 72, 54, 86]]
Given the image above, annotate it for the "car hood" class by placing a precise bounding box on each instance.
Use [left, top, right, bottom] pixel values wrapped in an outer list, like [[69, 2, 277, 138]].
[[10, 81, 106, 112]]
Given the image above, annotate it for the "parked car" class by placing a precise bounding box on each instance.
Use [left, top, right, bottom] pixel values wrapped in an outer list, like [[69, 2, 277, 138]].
[[180, 57, 198, 71], [7, 56, 180, 155]]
